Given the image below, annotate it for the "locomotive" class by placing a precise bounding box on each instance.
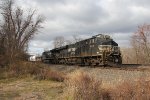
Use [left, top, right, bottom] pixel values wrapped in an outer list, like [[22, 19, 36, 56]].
[[42, 34, 122, 66]]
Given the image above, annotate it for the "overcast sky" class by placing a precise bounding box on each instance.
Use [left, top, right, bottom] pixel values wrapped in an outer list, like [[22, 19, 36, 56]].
[[16, 0, 150, 54]]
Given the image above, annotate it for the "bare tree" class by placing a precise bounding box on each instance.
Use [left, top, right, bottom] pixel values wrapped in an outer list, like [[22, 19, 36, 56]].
[[65, 39, 72, 45], [131, 24, 150, 64], [0, 0, 44, 64], [131, 36, 140, 64], [121, 48, 136, 64], [53, 34, 83, 48], [72, 34, 82, 43], [53, 36, 65, 48]]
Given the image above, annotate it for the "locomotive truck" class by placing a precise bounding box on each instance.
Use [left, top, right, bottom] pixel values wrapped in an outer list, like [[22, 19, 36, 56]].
[[42, 34, 122, 66]]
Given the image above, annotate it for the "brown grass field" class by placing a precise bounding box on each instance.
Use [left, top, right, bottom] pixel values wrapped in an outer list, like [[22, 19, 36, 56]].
[[0, 63, 150, 100]]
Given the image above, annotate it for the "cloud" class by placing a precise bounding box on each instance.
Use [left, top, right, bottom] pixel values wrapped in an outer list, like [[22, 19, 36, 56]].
[[15, 0, 150, 54]]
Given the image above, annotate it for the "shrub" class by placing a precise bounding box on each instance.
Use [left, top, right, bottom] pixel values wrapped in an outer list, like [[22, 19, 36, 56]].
[[111, 79, 150, 100], [65, 70, 103, 100], [7, 62, 41, 77], [65, 70, 150, 100], [35, 68, 65, 82], [1, 61, 66, 82], [111, 81, 136, 100]]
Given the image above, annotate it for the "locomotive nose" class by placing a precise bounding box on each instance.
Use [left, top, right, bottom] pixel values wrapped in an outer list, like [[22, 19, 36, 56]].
[[112, 46, 121, 54]]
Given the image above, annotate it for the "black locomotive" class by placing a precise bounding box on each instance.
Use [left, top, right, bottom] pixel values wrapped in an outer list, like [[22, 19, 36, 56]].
[[42, 34, 122, 66]]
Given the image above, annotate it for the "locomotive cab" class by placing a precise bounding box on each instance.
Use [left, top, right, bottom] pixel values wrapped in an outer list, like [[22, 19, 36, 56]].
[[95, 34, 122, 65]]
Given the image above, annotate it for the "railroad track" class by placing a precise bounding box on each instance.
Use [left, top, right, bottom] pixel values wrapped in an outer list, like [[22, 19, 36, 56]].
[[79, 64, 150, 71], [111, 64, 142, 68], [47, 63, 150, 71], [92, 64, 150, 71], [111, 64, 150, 68]]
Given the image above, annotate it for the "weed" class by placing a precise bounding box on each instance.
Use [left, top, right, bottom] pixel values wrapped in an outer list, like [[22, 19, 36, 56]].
[[111, 79, 150, 100], [0, 62, 66, 82], [65, 70, 103, 100]]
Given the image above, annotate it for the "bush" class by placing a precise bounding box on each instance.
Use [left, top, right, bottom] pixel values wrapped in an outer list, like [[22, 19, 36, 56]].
[[1, 61, 66, 82], [65, 70, 104, 100], [111, 79, 150, 100], [7, 62, 41, 77], [35, 68, 65, 82], [65, 71, 150, 100]]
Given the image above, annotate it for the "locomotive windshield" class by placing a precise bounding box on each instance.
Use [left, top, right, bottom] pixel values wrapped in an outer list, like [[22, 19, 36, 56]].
[[96, 37, 118, 45], [97, 38, 120, 52]]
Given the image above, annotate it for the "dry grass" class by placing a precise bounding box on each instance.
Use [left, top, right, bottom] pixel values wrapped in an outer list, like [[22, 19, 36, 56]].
[[0, 62, 66, 82], [7, 62, 42, 77], [0, 62, 66, 99], [0, 77, 64, 100], [64, 70, 150, 100], [1, 64, 150, 99], [35, 68, 66, 82], [18, 64, 150, 100], [64, 70, 107, 100], [111, 79, 150, 100]]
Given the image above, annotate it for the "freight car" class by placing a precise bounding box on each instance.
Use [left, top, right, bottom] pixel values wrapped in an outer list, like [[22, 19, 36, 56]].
[[42, 34, 122, 66]]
